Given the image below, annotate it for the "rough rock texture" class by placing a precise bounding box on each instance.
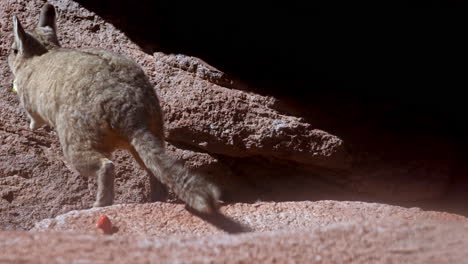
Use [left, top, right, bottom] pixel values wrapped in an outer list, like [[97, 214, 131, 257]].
[[0, 0, 465, 226], [152, 53, 351, 170], [0, 0, 464, 231], [0, 0, 351, 231], [4, 223, 468, 264], [32, 201, 466, 236], [3, 201, 468, 263], [0, 1, 467, 263]]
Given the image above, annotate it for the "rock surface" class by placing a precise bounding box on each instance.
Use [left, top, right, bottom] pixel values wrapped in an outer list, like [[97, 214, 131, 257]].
[[153, 53, 350, 169], [0, 0, 351, 230], [3, 201, 468, 264], [0, 0, 467, 263], [32, 201, 466, 236]]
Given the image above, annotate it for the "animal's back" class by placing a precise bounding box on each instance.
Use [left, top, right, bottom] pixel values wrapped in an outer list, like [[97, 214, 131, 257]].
[[19, 47, 161, 139]]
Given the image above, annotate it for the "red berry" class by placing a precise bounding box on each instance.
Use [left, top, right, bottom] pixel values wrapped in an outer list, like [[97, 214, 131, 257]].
[[96, 214, 112, 234]]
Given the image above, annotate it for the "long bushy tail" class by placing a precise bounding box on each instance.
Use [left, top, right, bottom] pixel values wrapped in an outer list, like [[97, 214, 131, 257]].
[[131, 130, 220, 214]]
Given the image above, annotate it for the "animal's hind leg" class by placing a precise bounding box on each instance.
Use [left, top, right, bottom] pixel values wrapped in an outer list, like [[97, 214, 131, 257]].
[[129, 147, 168, 202], [67, 148, 115, 207], [93, 158, 115, 207]]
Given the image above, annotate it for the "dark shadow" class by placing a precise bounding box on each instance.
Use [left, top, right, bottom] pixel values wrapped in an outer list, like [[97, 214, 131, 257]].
[[186, 207, 253, 234], [110, 225, 119, 235], [214, 155, 468, 218], [73, 0, 468, 135], [74, 2, 463, 96]]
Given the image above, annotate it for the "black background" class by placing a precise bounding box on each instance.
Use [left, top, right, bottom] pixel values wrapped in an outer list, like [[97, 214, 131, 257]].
[[77, 0, 467, 135]]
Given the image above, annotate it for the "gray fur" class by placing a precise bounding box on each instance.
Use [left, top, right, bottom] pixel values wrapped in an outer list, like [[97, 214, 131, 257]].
[[8, 3, 220, 214]]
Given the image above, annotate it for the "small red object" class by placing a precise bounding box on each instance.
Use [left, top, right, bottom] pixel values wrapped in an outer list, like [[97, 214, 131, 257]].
[[96, 214, 112, 234]]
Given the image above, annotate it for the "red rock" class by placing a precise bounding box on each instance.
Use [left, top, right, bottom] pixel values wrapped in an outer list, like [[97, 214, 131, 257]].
[[0, 5, 466, 264], [3, 201, 468, 263]]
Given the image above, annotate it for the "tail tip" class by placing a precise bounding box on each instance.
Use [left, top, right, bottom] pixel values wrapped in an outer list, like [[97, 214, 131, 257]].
[[190, 184, 221, 214]]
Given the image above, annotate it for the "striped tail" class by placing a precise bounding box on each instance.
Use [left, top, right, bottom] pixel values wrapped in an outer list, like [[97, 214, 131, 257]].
[[131, 130, 220, 214]]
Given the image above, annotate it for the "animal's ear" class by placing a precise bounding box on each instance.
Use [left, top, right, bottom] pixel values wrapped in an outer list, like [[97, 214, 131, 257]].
[[13, 16, 47, 57], [13, 16, 27, 56], [38, 3, 57, 30]]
